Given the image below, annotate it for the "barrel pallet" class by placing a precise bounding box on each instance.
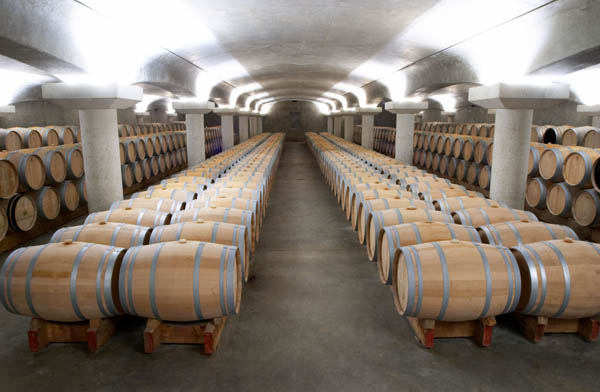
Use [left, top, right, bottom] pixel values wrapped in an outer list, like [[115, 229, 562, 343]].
[[406, 316, 496, 348], [513, 314, 599, 343], [143, 317, 227, 355], [28, 317, 119, 353]]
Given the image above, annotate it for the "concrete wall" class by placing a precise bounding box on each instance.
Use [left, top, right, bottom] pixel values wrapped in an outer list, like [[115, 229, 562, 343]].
[[263, 101, 327, 141]]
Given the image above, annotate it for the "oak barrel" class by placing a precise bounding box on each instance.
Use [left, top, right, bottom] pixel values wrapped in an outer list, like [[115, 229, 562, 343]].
[[1, 193, 37, 231], [110, 197, 184, 214], [546, 182, 576, 217], [0, 159, 18, 198], [0, 152, 45, 192], [452, 206, 538, 227], [28, 186, 60, 221], [572, 189, 600, 227], [0, 129, 22, 151], [478, 221, 578, 247], [51, 221, 151, 248], [433, 196, 506, 212], [58, 180, 80, 212], [525, 177, 550, 209], [85, 207, 171, 228]]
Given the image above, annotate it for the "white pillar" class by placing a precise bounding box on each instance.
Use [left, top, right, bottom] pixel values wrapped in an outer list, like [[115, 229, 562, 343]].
[[258, 116, 264, 133], [214, 108, 238, 150], [385, 101, 428, 164], [173, 101, 215, 168], [356, 107, 381, 150], [249, 116, 256, 136], [343, 115, 354, 142], [41, 83, 142, 212], [469, 82, 571, 209], [333, 116, 342, 137], [239, 115, 249, 142], [327, 116, 333, 133]]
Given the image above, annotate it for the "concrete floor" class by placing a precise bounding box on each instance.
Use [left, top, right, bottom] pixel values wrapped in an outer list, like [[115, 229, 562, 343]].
[[1, 141, 599, 391]]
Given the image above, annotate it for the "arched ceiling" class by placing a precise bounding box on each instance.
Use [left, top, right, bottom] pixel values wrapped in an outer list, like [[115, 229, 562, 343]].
[[0, 0, 599, 110]]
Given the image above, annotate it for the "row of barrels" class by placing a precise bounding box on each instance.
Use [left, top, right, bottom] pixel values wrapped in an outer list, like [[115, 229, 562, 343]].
[[205, 126, 223, 158], [0, 126, 81, 151], [0, 132, 284, 326], [418, 122, 600, 147], [373, 127, 395, 157], [117, 122, 185, 137], [307, 131, 600, 329], [413, 130, 600, 228]]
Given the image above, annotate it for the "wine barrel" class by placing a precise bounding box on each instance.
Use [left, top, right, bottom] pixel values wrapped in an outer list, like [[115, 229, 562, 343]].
[[0, 241, 125, 322], [118, 240, 241, 321], [51, 221, 151, 248], [366, 207, 453, 261], [150, 221, 250, 282], [455, 160, 469, 181], [453, 206, 538, 227], [130, 161, 143, 184], [30, 127, 59, 146], [119, 138, 137, 163], [531, 126, 544, 142], [542, 125, 573, 144], [434, 196, 506, 212], [477, 165, 492, 190], [561, 126, 597, 146], [466, 162, 481, 185], [85, 207, 171, 227], [446, 158, 458, 177], [50, 126, 76, 145], [157, 154, 167, 173], [407, 181, 459, 196], [563, 149, 600, 188], [473, 139, 490, 164], [28, 186, 60, 221], [539, 146, 580, 182], [139, 159, 151, 180], [0, 194, 37, 231], [10, 128, 42, 148], [419, 187, 483, 201], [392, 240, 520, 321], [478, 220, 578, 248], [572, 189, 600, 227], [511, 239, 600, 318], [0, 159, 18, 199], [121, 164, 134, 188], [546, 182, 576, 217], [110, 197, 184, 214], [0, 152, 45, 192], [189, 197, 260, 227], [20, 147, 67, 185], [149, 155, 160, 176], [351, 189, 414, 229], [75, 178, 87, 205], [150, 182, 205, 195], [528, 143, 548, 177], [132, 188, 197, 204], [58, 180, 80, 212], [166, 175, 213, 186], [171, 206, 255, 249], [378, 222, 480, 285], [56, 144, 84, 179], [525, 177, 550, 209], [0, 209, 7, 242], [356, 198, 434, 244], [0, 129, 22, 151], [583, 128, 600, 148]]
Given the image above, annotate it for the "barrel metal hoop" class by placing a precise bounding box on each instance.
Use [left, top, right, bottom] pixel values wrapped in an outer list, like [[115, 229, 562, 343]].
[[1, 247, 27, 313], [543, 242, 571, 318], [136, 210, 145, 226], [505, 222, 523, 245], [401, 246, 417, 316], [473, 243, 493, 319], [479, 208, 491, 226], [226, 248, 237, 315], [218, 247, 228, 316], [409, 223, 423, 244], [431, 242, 450, 320], [149, 243, 167, 320], [382, 199, 390, 210], [540, 222, 557, 240], [522, 244, 547, 315], [211, 222, 220, 243], [110, 223, 126, 246], [192, 243, 206, 320], [95, 247, 113, 318], [50, 228, 64, 243], [126, 246, 144, 316], [25, 244, 51, 318]]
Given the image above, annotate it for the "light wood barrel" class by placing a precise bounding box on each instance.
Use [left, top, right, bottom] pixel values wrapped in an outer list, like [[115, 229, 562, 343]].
[[572, 189, 600, 227], [171, 206, 255, 249], [351, 189, 413, 229], [531, 126, 544, 142], [0, 241, 125, 322], [20, 147, 67, 185], [132, 188, 197, 204], [75, 178, 87, 205], [546, 182, 576, 217], [473, 139, 490, 164], [118, 240, 241, 321], [542, 125, 572, 144], [477, 165, 492, 190], [30, 127, 59, 146], [140, 159, 152, 180], [367, 207, 453, 261], [528, 143, 548, 177], [446, 158, 458, 177], [110, 197, 184, 214], [85, 207, 171, 227], [119, 139, 137, 163], [0, 152, 45, 192], [28, 186, 60, 221], [50, 126, 75, 145], [189, 197, 260, 227], [130, 161, 143, 184], [419, 187, 483, 201], [478, 221, 578, 247], [121, 164, 134, 188], [150, 221, 250, 282], [357, 198, 433, 244], [583, 127, 600, 148], [512, 239, 600, 318], [1, 194, 37, 231], [563, 149, 600, 188], [56, 144, 84, 179], [378, 222, 480, 285], [562, 126, 596, 146], [10, 128, 42, 148], [525, 177, 550, 209], [0, 129, 22, 151], [466, 162, 481, 185], [58, 180, 80, 212], [540, 146, 586, 182], [434, 196, 506, 212], [0, 159, 18, 199], [452, 206, 538, 227], [51, 221, 151, 248], [150, 182, 205, 194], [393, 240, 520, 321], [455, 160, 469, 181]]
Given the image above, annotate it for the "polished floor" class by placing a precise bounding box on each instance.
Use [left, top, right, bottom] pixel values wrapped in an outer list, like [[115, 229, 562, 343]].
[[0, 141, 599, 391]]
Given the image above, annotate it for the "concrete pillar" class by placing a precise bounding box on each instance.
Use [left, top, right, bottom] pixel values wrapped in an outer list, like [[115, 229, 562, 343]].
[[258, 116, 264, 133], [327, 116, 333, 133], [135, 111, 149, 124], [239, 115, 249, 142], [469, 82, 571, 209], [214, 108, 238, 150], [356, 107, 382, 150], [343, 114, 354, 142], [578, 105, 600, 128], [173, 101, 214, 167], [248, 116, 256, 136], [42, 83, 142, 212], [333, 115, 342, 137], [385, 101, 429, 164]]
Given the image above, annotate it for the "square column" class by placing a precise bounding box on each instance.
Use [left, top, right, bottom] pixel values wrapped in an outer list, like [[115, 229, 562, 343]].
[[239, 114, 249, 142], [258, 115, 264, 133], [343, 111, 355, 142], [356, 107, 382, 149], [333, 113, 343, 137], [327, 116, 333, 133], [248, 115, 256, 136], [42, 83, 142, 212], [469, 82, 570, 209], [173, 101, 215, 168], [577, 105, 600, 128], [385, 101, 429, 164], [214, 108, 238, 150]]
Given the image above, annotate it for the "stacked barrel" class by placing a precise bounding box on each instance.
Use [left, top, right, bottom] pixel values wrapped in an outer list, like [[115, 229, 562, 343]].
[[373, 126, 395, 156], [205, 126, 223, 158], [307, 131, 600, 342], [411, 122, 600, 238], [0, 133, 283, 336]]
